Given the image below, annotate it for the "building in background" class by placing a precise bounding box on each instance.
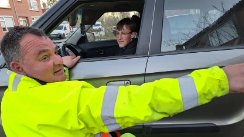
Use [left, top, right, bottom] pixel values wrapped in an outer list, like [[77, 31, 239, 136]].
[[0, 0, 47, 39]]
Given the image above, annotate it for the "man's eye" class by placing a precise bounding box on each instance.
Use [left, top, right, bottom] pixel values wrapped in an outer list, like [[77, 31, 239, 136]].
[[41, 55, 49, 61]]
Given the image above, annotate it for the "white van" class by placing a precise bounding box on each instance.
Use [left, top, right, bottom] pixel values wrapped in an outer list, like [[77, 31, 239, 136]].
[[50, 23, 71, 39]]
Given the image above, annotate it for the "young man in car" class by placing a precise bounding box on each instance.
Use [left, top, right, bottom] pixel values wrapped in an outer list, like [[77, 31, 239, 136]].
[[114, 17, 139, 55], [1, 26, 244, 137]]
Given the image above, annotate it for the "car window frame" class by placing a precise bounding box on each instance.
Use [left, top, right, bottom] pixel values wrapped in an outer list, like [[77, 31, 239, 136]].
[[149, 0, 244, 56]]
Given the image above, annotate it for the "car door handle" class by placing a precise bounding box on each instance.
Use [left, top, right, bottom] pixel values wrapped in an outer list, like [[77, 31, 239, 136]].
[[106, 80, 131, 86]]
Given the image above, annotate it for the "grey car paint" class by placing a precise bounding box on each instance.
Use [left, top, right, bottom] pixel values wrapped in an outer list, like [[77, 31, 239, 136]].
[[0, 56, 5, 68], [0, 69, 8, 87], [70, 57, 148, 80], [146, 49, 244, 74]]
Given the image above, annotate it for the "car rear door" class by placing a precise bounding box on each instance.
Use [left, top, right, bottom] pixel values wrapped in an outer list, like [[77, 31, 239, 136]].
[[145, 0, 244, 137], [0, 0, 151, 136]]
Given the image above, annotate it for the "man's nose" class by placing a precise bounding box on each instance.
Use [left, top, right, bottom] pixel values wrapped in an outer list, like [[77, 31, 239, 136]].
[[53, 54, 63, 65]]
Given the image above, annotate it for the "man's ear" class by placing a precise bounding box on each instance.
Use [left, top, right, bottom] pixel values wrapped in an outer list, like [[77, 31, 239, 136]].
[[131, 32, 138, 39], [10, 61, 25, 74]]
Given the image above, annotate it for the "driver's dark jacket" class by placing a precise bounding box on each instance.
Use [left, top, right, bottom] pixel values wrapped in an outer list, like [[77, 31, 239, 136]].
[[115, 38, 138, 55], [1, 66, 229, 137]]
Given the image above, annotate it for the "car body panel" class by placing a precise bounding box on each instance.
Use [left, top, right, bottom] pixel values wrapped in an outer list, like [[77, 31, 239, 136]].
[[146, 48, 244, 75], [0, 69, 8, 87], [70, 57, 148, 87]]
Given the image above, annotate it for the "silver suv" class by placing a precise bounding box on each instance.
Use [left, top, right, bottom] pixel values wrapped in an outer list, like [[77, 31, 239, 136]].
[[0, 0, 244, 136]]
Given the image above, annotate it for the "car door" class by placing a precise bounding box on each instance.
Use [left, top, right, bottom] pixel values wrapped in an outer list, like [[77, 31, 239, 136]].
[[145, 0, 244, 137], [0, 0, 151, 136]]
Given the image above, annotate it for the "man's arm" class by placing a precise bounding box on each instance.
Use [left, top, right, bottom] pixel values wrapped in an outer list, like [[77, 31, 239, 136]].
[[76, 66, 231, 134]]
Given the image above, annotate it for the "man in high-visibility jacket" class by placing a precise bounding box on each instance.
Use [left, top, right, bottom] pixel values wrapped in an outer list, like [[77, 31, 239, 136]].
[[1, 26, 244, 137]]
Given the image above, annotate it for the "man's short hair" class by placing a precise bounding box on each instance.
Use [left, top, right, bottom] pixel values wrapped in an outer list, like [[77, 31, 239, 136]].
[[116, 17, 139, 33], [0, 26, 46, 68]]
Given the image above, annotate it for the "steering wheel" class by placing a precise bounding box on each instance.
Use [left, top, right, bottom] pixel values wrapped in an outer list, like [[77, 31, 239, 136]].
[[60, 44, 85, 58]]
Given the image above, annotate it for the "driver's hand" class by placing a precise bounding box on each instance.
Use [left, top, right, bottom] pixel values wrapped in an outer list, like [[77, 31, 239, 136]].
[[62, 56, 80, 68]]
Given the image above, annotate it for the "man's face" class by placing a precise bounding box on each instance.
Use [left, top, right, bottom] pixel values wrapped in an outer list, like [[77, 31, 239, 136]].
[[115, 25, 134, 48], [15, 34, 65, 82]]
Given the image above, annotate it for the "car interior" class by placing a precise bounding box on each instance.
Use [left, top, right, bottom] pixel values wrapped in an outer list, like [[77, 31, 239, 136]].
[[48, 0, 144, 59]]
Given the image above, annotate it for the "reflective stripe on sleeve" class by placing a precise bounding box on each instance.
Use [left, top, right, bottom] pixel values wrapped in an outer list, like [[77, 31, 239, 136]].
[[101, 86, 121, 131], [12, 74, 22, 91], [178, 76, 198, 110]]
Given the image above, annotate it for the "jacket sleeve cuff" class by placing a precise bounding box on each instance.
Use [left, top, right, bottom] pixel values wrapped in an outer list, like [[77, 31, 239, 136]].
[[189, 66, 229, 105]]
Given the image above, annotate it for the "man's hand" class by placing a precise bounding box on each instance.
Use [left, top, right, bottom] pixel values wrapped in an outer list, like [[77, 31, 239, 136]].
[[62, 56, 80, 68], [223, 63, 244, 93]]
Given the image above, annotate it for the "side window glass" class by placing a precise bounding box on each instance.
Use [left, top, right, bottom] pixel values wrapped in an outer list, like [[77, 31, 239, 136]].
[[161, 0, 242, 52], [86, 12, 139, 42], [0, 16, 14, 32]]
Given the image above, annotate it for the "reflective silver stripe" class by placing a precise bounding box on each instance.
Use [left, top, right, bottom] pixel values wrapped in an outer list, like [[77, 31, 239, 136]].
[[12, 74, 22, 91], [101, 86, 120, 131], [178, 76, 198, 110]]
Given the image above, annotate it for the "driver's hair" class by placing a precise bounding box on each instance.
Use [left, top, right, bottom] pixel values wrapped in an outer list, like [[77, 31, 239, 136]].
[[116, 17, 138, 33], [1, 26, 46, 68]]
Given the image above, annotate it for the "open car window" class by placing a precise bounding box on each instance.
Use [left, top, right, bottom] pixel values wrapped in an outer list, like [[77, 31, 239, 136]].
[[48, 1, 143, 59], [86, 11, 139, 42]]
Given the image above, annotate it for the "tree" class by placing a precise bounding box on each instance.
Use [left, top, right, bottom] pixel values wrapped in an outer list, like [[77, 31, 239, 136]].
[[47, 0, 59, 7]]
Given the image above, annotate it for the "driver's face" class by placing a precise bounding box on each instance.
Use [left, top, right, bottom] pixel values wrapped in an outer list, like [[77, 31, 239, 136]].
[[18, 34, 65, 82]]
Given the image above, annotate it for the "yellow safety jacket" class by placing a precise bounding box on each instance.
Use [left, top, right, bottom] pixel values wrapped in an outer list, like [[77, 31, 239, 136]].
[[1, 66, 229, 137]]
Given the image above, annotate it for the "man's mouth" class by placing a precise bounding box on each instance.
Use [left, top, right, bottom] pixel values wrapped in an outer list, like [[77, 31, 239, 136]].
[[54, 68, 63, 75]]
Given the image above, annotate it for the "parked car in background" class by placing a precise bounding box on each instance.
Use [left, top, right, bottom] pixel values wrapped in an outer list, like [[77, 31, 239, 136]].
[[91, 21, 105, 38], [92, 21, 103, 31], [0, 0, 244, 136], [50, 21, 71, 39]]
